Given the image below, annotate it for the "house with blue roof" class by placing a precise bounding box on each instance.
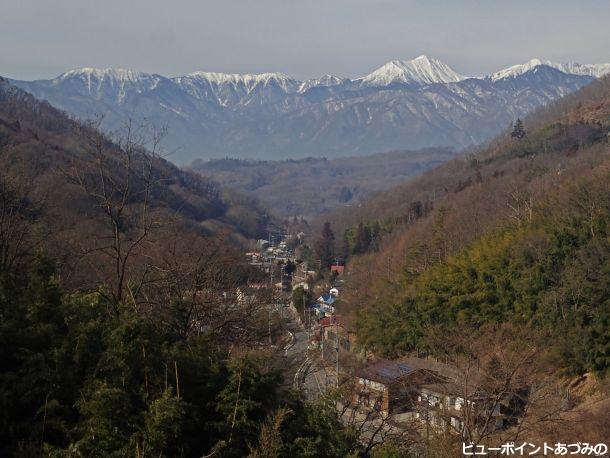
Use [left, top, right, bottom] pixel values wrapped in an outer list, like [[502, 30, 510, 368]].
[[317, 293, 336, 306], [309, 303, 334, 316]]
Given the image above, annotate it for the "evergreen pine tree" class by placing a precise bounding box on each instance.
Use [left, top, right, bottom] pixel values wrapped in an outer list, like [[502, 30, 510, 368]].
[[511, 118, 526, 140], [314, 222, 335, 269], [353, 223, 366, 254], [342, 229, 351, 259]]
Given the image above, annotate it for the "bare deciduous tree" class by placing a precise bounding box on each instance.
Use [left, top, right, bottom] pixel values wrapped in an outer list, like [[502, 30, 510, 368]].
[[64, 117, 167, 313], [0, 173, 46, 273]]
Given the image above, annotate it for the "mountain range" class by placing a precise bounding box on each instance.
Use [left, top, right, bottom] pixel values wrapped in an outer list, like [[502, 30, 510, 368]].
[[9, 56, 610, 164]]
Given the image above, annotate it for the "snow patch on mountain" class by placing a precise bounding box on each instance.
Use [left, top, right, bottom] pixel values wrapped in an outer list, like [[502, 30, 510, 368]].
[[176, 71, 300, 93], [554, 62, 610, 78]]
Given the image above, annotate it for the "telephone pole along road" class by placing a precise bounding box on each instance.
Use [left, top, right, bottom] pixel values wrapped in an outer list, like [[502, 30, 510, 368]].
[[285, 320, 330, 400]]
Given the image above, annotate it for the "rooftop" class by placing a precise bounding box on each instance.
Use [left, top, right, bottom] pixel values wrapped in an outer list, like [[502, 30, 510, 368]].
[[319, 315, 345, 328], [356, 359, 417, 385]]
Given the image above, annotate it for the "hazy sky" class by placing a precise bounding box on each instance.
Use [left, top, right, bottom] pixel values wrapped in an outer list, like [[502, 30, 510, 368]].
[[2, 0, 609, 81]]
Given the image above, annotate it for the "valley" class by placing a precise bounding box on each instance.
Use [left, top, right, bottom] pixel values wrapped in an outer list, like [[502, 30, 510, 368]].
[[1, 4, 609, 454], [189, 147, 455, 219], [1, 70, 609, 457]]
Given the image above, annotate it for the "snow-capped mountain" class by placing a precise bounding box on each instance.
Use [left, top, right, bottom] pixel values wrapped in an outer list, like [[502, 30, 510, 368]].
[[9, 56, 608, 163], [298, 75, 349, 93], [57, 67, 162, 86], [178, 71, 299, 93], [357, 55, 467, 87], [46, 67, 165, 104], [489, 58, 610, 81], [174, 71, 300, 108], [554, 62, 610, 78]]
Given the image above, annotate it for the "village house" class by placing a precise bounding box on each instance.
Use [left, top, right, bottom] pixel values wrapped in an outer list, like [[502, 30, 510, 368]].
[[353, 359, 419, 413], [256, 239, 270, 250], [353, 357, 519, 435], [318, 314, 351, 351], [416, 380, 468, 433], [307, 289, 339, 317], [317, 292, 337, 306], [245, 252, 262, 265], [330, 265, 345, 276], [414, 379, 511, 435], [236, 283, 269, 305]]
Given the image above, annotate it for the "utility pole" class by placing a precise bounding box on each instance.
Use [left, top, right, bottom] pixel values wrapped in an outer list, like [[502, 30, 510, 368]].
[[268, 308, 272, 346], [303, 295, 310, 341], [269, 267, 274, 345], [307, 307, 310, 345], [335, 316, 339, 389], [321, 319, 324, 358]]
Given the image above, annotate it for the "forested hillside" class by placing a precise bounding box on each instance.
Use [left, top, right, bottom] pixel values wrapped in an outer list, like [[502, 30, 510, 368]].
[[0, 77, 270, 244], [190, 148, 454, 219], [0, 79, 360, 456], [329, 76, 610, 377]]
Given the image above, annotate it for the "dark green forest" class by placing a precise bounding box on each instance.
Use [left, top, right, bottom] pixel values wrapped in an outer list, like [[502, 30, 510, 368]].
[[0, 260, 358, 456], [355, 174, 610, 376]]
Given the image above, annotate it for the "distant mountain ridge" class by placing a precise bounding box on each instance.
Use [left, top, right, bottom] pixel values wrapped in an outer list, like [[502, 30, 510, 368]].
[[9, 56, 610, 163], [488, 58, 610, 81]]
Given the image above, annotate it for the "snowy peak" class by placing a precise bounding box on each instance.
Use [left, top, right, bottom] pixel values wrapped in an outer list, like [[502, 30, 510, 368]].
[[52, 67, 164, 102], [49, 56, 610, 99], [55, 67, 164, 89], [298, 74, 349, 92], [12, 56, 603, 164], [489, 59, 555, 81], [489, 59, 610, 81], [177, 71, 300, 93], [358, 55, 467, 87], [58, 67, 155, 81], [552, 62, 610, 78], [171, 71, 302, 108]]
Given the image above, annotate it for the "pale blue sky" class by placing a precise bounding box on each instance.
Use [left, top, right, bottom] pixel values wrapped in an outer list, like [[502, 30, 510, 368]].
[[2, 0, 609, 81]]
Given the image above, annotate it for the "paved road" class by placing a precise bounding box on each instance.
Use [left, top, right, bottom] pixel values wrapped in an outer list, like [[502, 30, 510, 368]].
[[302, 358, 330, 400], [285, 327, 308, 359], [283, 316, 407, 450], [283, 315, 332, 400]]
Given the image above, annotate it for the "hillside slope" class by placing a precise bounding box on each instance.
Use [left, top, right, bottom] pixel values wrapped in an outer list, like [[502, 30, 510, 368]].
[[0, 77, 270, 242], [328, 76, 610, 377], [0, 76, 274, 297]]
